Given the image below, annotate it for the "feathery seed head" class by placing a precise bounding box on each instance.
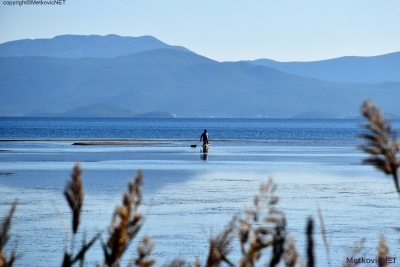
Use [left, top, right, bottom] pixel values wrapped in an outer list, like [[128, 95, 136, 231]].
[[64, 162, 84, 234]]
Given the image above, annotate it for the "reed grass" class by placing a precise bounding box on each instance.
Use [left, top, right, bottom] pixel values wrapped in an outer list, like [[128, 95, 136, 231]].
[[306, 218, 314, 267], [237, 179, 286, 267], [282, 235, 298, 267], [359, 100, 400, 195], [316, 206, 330, 267], [205, 218, 235, 267], [101, 171, 144, 267], [64, 163, 84, 235], [0, 199, 18, 267], [133, 235, 156, 267], [62, 163, 99, 267], [377, 235, 389, 267]]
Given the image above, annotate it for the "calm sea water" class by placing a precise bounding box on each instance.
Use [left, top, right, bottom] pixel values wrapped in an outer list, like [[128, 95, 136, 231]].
[[2, 117, 395, 146]]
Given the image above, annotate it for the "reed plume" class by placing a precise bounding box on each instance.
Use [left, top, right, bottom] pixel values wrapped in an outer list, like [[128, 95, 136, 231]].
[[62, 163, 99, 267], [134, 235, 156, 267], [238, 178, 286, 267], [359, 100, 400, 194], [377, 235, 389, 267], [102, 171, 143, 267], [206, 218, 236, 267], [283, 235, 298, 267], [162, 225, 235, 267], [0, 199, 18, 267], [64, 163, 84, 234]]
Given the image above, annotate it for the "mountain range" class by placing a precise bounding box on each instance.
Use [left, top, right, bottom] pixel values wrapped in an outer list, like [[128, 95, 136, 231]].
[[0, 34, 192, 58], [0, 35, 399, 118], [24, 103, 176, 118], [250, 52, 400, 83]]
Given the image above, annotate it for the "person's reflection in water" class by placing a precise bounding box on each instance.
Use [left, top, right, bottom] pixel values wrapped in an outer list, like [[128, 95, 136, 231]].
[[200, 147, 208, 160]]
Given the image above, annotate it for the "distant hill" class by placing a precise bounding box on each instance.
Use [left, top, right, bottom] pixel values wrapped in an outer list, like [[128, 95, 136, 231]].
[[250, 51, 400, 83], [291, 111, 336, 119], [24, 104, 176, 118], [24, 103, 134, 117], [60, 104, 132, 117], [1, 49, 399, 118], [0, 34, 193, 58], [134, 111, 176, 118]]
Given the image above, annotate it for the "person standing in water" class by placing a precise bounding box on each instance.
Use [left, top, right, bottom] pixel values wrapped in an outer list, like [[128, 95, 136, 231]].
[[200, 129, 208, 146]]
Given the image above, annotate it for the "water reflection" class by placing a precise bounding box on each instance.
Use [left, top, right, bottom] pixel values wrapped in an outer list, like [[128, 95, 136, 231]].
[[200, 146, 209, 160]]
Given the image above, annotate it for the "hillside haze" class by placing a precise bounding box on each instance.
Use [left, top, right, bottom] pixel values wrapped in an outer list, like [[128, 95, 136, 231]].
[[1, 49, 399, 117], [250, 52, 400, 83], [0, 34, 399, 118], [0, 34, 193, 58]]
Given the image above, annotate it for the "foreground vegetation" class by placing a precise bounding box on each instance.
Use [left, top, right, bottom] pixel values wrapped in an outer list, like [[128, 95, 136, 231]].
[[1, 100, 399, 267]]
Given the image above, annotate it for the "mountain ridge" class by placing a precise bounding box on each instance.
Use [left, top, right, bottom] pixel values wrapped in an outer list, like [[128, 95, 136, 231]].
[[0, 34, 194, 58], [1, 48, 399, 118], [24, 103, 176, 118], [250, 51, 400, 83]]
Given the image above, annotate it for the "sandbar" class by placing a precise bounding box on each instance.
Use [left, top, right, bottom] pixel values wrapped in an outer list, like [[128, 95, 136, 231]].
[[72, 141, 168, 145]]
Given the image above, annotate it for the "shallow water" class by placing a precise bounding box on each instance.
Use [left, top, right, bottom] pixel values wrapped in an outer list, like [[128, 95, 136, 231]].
[[1, 141, 399, 266]]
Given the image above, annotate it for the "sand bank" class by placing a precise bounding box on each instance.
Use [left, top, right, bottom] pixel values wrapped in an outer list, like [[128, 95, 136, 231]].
[[72, 141, 168, 145], [0, 139, 170, 145]]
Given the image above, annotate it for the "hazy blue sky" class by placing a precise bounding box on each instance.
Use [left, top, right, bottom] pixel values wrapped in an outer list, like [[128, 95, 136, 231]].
[[0, 0, 399, 62]]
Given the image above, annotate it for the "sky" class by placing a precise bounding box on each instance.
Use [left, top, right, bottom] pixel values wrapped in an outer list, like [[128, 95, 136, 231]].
[[0, 0, 399, 62]]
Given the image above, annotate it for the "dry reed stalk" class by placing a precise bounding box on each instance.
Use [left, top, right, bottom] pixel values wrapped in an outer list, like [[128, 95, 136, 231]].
[[134, 235, 156, 267], [359, 100, 400, 195], [306, 218, 314, 267], [62, 163, 100, 267], [206, 218, 236, 267], [283, 235, 298, 267], [269, 215, 286, 267], [238, 178, 286, 267], [64, 163, 84, 234], [377, 235, 389, 267], [103, 171, 143, 267], [316, 206, 330, 267], [62, 232, 100, 267], [0, 199, 18, 267], [342, 238, 365, 267]]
